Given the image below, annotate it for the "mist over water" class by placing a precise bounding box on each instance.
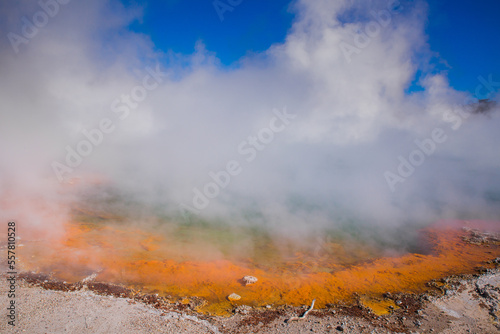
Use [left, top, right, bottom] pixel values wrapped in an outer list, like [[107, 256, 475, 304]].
[[1, 0, 499, 258]]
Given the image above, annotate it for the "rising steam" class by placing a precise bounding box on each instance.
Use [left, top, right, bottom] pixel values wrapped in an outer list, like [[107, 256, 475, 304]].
[[0, 0, 499, 250]]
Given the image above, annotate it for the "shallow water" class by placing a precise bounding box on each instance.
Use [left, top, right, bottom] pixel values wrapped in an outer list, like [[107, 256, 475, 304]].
[[18, 215, 500, 316]]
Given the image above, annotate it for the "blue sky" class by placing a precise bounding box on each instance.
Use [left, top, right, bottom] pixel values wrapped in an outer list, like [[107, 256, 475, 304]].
[[127, 0, 500, 96], [426, 0, 500, 94], [127, 0, 294, 66]]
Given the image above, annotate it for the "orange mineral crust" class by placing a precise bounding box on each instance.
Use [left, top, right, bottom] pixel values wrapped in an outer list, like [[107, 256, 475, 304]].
[[18, 220, 500, 315]]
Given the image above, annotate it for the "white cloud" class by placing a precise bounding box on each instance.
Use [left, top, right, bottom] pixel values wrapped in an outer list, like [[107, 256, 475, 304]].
[[0, 0, 499, 241]]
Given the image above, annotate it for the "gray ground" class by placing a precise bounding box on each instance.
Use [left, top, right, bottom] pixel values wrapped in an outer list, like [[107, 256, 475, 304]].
[[1, 270, 499, 334]]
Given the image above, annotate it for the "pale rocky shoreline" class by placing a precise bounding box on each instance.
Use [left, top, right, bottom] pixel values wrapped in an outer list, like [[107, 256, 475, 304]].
[[1, 269, 499, 333]]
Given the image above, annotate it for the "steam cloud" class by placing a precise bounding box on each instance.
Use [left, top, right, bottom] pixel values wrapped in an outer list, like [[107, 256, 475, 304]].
[[1, 0, 499, 244]]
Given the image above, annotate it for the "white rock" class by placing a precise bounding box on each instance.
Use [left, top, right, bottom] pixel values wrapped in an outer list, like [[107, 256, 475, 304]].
[[227, 293, 241, 301], [242, 276, 258, 285]]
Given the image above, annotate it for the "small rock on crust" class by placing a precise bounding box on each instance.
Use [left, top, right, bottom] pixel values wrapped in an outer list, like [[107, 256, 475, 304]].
[[243, 276, 258, 285], [235, 305, 252, 315], [227, 293, 241, 301]]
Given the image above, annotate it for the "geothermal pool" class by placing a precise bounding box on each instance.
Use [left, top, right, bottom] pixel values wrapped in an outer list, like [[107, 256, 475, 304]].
[[15, 207, 500, 316]]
